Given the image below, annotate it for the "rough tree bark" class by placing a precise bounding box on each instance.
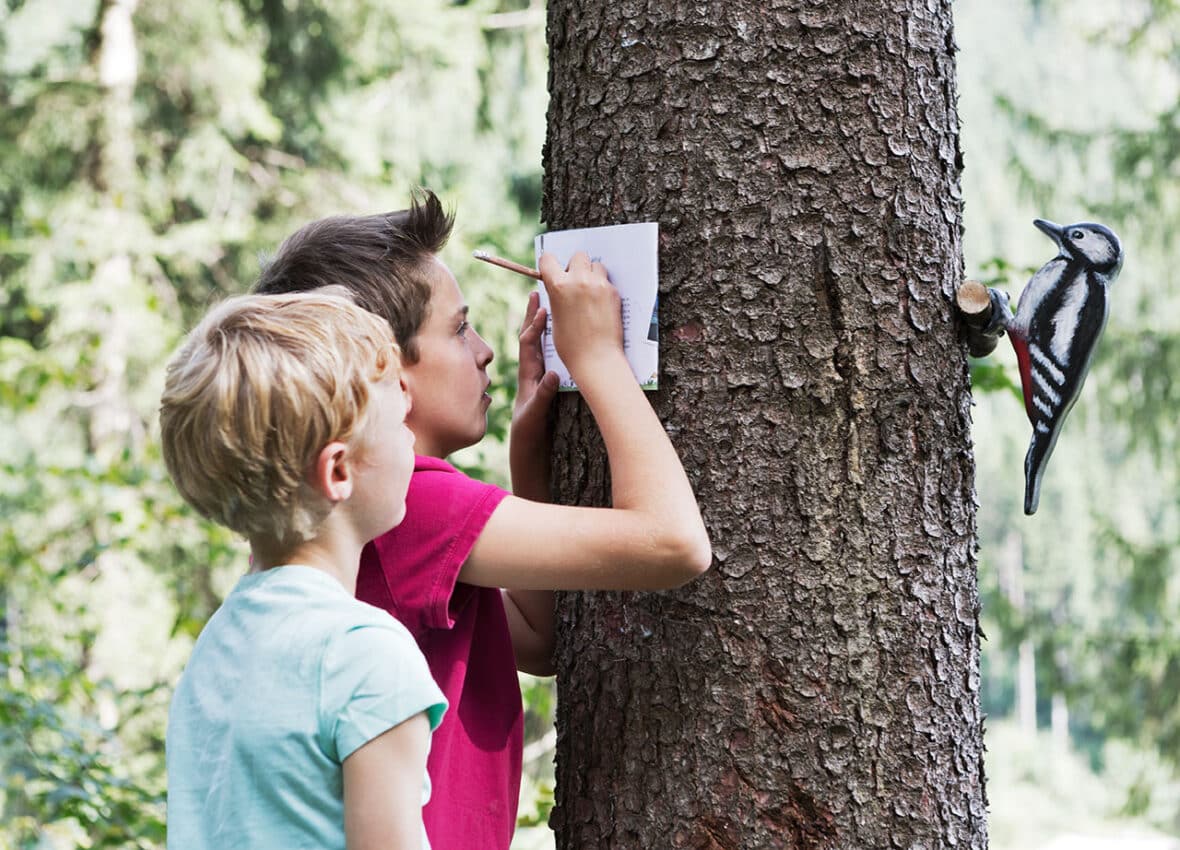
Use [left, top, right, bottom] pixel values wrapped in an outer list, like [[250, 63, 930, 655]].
[[543, 2, 986, 848]]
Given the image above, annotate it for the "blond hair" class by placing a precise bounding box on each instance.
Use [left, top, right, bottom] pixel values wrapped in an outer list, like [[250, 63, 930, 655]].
[[159, 291, 400, 547]]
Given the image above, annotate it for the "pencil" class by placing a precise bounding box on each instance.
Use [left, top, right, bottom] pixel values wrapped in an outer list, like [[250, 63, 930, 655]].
[[472, 249, 542, 280]]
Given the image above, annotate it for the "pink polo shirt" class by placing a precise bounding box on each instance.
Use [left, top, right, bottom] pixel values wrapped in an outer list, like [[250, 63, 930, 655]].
[[356, 456, 520, 850]]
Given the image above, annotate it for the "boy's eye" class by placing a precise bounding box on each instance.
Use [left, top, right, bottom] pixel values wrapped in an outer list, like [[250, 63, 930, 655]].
[[457, 320, 470, 337]]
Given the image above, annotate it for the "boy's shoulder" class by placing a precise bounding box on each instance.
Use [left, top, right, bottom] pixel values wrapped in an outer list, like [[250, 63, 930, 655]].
[[396, 455, 508, 526], [408, 454, 505, 497], [412, 454, 465, 477], [183, 567, 430, 709], [414, 455, 455, 473], [359, 458, 508, 630], [206, 566, 414, 650]]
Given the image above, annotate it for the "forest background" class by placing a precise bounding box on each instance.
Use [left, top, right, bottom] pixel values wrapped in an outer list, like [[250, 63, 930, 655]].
[[1, 0, 1179, 848]]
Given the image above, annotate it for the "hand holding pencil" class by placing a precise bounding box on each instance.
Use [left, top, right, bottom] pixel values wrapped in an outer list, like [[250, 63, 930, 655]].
[[534, 252, 621, 376]]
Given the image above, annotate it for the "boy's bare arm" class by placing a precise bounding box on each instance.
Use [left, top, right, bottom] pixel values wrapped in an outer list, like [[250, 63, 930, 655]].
[[343, 713, 430, 850], [502, 590, 556, 675], [460, 252, 712, 593], [501, 290, 558, 676]]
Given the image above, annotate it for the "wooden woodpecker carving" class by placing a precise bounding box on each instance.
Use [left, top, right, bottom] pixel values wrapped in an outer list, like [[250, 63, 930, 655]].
[[1004, 219, 1124, 515]]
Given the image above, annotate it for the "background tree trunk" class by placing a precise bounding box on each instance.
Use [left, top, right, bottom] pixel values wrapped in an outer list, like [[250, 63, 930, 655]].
[[543, 1, 986, 847], [998, 529, 1037, 735]]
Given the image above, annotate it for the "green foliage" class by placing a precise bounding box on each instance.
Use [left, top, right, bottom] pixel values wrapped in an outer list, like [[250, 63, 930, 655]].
[[1, 643, 166, 848], [1100, 329, 1180, 461], [516, 780, 554, 829], [516, 674, 556, 840], [4, 0, 1175, 845], [985, 721, 1180, 849], [1, 0, 550, 845], [969, 358, 1023, 401], [964, 256, 1026, 404], [961, 0, 1180, 834]]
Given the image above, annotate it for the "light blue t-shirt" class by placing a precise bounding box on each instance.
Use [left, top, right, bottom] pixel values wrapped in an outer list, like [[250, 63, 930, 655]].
[[166, 565, 447, 850]]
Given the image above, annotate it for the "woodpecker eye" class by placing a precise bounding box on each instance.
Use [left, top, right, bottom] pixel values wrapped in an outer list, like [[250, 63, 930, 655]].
[[1070, 230, 1085, 240]]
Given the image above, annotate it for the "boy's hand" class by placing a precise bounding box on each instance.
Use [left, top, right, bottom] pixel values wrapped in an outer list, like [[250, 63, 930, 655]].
[[510, 290, 558, 500], [537, 251, 623, 378], [513, 290, 558, 431]]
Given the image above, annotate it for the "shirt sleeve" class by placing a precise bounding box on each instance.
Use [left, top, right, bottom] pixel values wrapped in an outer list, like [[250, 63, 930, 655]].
[[366, 462, 508, 636], [320, 617, 448, 763]]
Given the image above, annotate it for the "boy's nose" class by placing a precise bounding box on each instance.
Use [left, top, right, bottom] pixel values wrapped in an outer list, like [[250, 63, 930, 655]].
[[473, 330, 494, 367]]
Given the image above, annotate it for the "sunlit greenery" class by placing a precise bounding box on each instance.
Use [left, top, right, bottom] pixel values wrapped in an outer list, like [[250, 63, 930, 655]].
[[2, 0, 1178, 848], [0, 1, 552, 846], [961, 0, 1180, 842]]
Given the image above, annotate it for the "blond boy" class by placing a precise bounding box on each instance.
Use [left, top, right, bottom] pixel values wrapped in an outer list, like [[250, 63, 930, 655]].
[[160, 292, 445, 850]]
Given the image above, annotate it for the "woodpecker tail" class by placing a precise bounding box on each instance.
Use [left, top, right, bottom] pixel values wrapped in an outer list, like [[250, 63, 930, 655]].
[[1023, 421, 1063, 515]]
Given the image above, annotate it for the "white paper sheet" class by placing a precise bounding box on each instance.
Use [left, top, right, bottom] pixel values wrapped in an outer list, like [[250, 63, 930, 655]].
[[534, 222, 659, 392]]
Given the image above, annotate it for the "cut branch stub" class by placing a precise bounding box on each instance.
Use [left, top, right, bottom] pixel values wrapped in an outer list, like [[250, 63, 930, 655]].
[[956, 279, 1011, 358]]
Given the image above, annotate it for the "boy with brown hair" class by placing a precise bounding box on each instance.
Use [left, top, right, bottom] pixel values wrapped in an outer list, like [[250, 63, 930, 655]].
[[255, 191, 711, 849]]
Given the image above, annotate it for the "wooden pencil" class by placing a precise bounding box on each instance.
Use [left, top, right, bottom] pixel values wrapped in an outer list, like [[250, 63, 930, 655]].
[[472, 249, 542, 280]]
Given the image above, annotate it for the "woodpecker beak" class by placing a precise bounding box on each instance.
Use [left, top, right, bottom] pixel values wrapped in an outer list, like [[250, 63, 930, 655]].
[[1034, 219, 1066, 252]]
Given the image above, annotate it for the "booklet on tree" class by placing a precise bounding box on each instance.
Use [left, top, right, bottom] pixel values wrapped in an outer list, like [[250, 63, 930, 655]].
[[534, 221, 659, 392]]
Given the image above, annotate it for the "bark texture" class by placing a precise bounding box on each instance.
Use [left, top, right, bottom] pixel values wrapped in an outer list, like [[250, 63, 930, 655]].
[[543, 1, 986, 848]]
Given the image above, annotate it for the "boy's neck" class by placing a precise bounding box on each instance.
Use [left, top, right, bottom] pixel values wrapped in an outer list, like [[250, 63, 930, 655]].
[[249, 535, 364, 595]]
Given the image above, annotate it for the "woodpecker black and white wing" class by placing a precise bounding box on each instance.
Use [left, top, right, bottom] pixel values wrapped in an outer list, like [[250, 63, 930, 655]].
[[1019, 268, 1110, 514]]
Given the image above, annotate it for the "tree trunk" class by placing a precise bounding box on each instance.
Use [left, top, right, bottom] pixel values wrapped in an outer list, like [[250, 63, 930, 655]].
[[1051, 692, 1069, 751], [543, 2, 986, 848], [999, 530, 1036, 735], [86, 0, 141, 461]]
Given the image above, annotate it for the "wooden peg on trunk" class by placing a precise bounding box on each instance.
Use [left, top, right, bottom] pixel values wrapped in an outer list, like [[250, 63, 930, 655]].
[[956, 279, 1011, 358]]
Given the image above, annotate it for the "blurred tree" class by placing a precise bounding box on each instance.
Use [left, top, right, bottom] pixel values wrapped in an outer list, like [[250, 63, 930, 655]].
[[1, 0, 555, 844], [961, 0, 1180, 794], [543, 1, 986, 846]]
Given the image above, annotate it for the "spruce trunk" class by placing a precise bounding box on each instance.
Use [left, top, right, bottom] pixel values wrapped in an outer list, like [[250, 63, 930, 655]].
[[542, 1, 986, 850], [543, 1, 987, 847]]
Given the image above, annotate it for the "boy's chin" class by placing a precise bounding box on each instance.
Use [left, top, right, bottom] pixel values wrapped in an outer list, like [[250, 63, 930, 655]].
[[432, 423, 488, 459]]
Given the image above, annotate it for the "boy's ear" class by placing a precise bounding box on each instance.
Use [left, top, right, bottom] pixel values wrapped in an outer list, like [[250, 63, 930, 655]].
[[311, 441, 353, 503]]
